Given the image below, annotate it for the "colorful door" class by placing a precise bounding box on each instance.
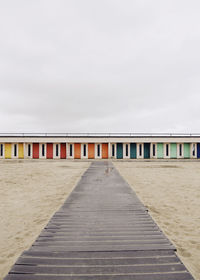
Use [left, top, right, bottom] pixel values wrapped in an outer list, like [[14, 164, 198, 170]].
[[144, 143, 150, 159], [184, 143, 190, 158], [197, 144, 200, 158], [88, 143, 95, 159], [170, 143, 177, 158], [117, 143, 123, 159], [157, 143, 163, 158], [102, 143, 108, 159], [18, 143, 24, 159], [130, 143, 137, 159], [47, 143, 53, 159], [33, 143, 39, 159], [60, 143, 66, 159], [5, 143, 12, 159], [74, 143, 81, 159]]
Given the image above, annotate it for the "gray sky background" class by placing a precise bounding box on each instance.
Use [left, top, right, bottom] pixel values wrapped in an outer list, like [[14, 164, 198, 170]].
[[0, 0, 200, 133]]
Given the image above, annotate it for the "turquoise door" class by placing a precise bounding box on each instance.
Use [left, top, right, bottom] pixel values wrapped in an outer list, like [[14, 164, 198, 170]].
[[130, 143, 137, 159], [117, 143, 123, 159], [144, 143, 150, 159], [170, 143, 177, 158], [184, 143, 190, 158], [157, 143, 163, 158]]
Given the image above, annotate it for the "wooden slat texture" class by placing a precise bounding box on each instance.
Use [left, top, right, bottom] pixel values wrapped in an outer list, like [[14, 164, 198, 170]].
[[4, 162, 194, 280], [4, 273, 193, 280]]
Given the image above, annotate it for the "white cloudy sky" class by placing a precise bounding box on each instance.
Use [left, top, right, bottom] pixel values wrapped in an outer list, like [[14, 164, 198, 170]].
[[0, 0, 200, 133]]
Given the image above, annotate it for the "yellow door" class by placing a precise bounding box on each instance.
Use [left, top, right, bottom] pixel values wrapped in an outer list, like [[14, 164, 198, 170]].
[[18, 143, 24, 159], [5, 143, 12, 159]]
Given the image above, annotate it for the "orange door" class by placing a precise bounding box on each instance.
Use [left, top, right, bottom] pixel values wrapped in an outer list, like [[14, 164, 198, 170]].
[[74, 143, 81, 159], [102, 143, 108, 159], [88, 143, 95, 159]]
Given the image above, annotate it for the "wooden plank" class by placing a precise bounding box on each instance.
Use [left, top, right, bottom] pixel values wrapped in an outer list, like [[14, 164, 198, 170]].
[[34, 239, 169, 247], [22, 250, 176, 258], [16, 256, 179, 266], [10, 263, 186, 274], [36, 236, 167, 241], [30, 244, 175, 251], [4, 272, 193, 280]]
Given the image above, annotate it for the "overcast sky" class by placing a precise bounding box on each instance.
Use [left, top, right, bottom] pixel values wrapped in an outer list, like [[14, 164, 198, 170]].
[[0, 0, 200, 133]]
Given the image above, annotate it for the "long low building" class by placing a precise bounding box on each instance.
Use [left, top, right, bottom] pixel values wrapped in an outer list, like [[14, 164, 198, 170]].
[[0, 133, 200, 160]]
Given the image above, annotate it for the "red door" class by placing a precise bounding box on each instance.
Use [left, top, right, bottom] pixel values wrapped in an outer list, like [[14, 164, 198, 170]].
[[33, 143, 39, 159], [47, 143, 53, 159], [60, 143, 66, 159]]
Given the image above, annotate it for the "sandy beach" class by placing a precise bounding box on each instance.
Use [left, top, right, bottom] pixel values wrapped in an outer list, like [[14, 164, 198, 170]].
[[114, 161, 200, 280], [0, 160, 90, 280], [0, 160, 200, 280]]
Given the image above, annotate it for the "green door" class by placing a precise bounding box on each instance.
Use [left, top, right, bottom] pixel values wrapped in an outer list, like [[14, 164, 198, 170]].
[[170, 143, 177, 158], [130, 143, 137, 159], [117, 143, 123, 159], [157, 143, 163, 158], [144, 143, 150, 159], [184, 143, 190, 158]]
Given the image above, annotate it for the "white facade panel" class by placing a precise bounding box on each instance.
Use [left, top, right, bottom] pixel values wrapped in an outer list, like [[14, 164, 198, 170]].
[[123, 143, 130, 159], [190, 143, 197, 158], [137, 143, 144, 159], [39, 143, 46, 159], [81, 143, 88, 159], [0, 143, 4, 159], [53, 143, 60, 159], [95, 143, 102, 159], [67, 143, 74, 159]]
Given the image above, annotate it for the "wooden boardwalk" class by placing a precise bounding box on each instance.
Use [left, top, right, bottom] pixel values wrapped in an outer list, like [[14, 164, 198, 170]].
[[4, 162, 194, 280]]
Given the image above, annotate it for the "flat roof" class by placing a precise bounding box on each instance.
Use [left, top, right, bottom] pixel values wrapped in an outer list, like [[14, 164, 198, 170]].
[[0, 133, 200, 138]]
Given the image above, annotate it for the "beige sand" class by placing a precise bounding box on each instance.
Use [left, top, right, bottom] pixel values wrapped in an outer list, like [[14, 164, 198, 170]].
[[0, 160, 90, 280], [114, 160, 200, 280]]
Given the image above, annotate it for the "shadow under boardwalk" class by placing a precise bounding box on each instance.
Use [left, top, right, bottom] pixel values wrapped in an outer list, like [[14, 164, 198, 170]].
[[4, 162, 194, 280]]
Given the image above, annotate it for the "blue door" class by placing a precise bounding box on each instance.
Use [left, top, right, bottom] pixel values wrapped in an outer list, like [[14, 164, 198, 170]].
[[117, 143, 123, 159], [144, 143, 150, 159], [197, 143, 200, 158], [130, 143, 137, 159]]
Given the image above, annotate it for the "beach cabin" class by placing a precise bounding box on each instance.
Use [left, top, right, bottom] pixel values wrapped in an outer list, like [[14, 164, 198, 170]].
[[0, 133, 199, 160]]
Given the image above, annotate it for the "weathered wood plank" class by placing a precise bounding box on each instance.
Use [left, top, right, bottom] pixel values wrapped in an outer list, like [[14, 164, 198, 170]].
[[4, 272, 193, 280], [16, 256, 179, 265], [10, 263, 186, 274]]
